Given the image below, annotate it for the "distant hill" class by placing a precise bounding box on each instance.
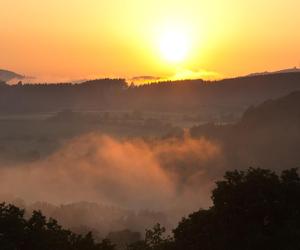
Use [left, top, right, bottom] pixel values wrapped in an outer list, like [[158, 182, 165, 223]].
[[246, 67, 300, 77], [191, 90, 300, 170], [0, 71, 300, 113], [240, 91, 300, 126], [0, 69, 24, 82], [127, 72, 300, 112]]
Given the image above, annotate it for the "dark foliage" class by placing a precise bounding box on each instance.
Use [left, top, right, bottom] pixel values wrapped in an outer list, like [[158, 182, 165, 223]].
[[173, 168, 300, 250], [0, 203, 115, 250]]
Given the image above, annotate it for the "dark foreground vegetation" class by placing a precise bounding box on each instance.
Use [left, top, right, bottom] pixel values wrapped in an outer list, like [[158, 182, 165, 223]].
[[2, 167, 300, 250], [172, 168, 300, 250], [0, 203, 115, 250]]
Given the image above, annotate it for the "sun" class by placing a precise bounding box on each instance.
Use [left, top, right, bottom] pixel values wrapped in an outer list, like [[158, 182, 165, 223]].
[[159, 28, 189, 63]]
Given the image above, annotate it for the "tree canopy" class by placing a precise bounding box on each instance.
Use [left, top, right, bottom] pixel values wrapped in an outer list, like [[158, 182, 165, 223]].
[[0, 203, 115, 250], [173, 168, 300, 250]]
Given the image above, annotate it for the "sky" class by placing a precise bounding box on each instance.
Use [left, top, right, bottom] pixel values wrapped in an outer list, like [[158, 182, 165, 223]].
[[1, 0, 300, 82]]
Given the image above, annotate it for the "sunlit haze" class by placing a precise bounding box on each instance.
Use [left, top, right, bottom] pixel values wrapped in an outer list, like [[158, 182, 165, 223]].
[[1, 1, 300, 248], [1, 0, 300, 82]]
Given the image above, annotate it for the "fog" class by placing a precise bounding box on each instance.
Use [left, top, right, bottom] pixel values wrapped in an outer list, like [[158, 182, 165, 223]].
[[0, 133, 222, 210], [0, 132, 225, 236]]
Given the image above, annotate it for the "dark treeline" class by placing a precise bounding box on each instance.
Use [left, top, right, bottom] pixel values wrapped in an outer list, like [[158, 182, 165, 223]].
[[0, 79, 126, 113], [1, 72, 300, 113], [2, 167, 300, 250]]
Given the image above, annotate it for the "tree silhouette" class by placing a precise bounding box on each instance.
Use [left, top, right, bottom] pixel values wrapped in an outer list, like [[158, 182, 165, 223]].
[[127, 224, 172, 250], [173, 168, 300, 250], [0, 203, 115, 250]]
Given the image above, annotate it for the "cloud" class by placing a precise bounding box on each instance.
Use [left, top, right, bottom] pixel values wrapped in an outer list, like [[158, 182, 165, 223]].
[[129, 76, 162, 85], [130, 76, 162, 81]]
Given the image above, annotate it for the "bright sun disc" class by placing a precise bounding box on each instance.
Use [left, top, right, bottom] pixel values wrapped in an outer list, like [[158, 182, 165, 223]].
[[160, 29, 189, 63]]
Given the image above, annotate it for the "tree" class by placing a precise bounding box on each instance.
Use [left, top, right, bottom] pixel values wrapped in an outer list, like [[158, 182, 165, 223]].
[[127, 224, 172, 250], [0, 203, 26, 250], [0, 203, 115, 250], [173, 168, 300, 250]]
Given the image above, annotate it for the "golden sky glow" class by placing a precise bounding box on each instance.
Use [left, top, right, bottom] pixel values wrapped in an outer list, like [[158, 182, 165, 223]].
[[1, 0, 300, 82]]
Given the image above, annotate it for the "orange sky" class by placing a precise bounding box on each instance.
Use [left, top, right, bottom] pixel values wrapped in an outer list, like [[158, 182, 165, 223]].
[[1, 0, 300, 82]]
